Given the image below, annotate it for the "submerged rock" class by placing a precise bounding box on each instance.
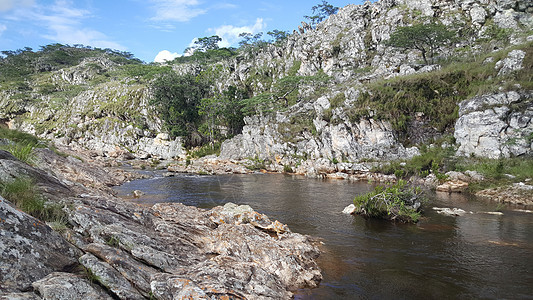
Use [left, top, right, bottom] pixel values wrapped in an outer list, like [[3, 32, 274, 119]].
[[433, 207, 470, 216], [436, 180, 469, 193]]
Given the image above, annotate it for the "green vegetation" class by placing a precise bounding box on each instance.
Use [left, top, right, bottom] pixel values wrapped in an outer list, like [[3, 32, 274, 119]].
[[0, 127, 42, 146], [245, 157, 269, 171], [0, 44, 140, 85], [304, 1, 339, 27], [106, 235, 121, 248], [0, 127, 48, 164], [349, 42, 532, 142], [0, 177, 68, 225], [0, 143, 36, 164], [283, 165, 294, 173], [244, 71, 331, 115], [456, 156, 533, 191], [150, 72, 210, 145], [374, 138, 456, 179], [353, 180, 423, 223], [386, 21, 456, 65], [189, 142, 222, 158], [170, 48, 237, 64]]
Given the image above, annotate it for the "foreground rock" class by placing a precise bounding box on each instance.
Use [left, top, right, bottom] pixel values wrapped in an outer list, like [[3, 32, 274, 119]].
[[0, 196, 81, 293], [0, 149, 321, 299]]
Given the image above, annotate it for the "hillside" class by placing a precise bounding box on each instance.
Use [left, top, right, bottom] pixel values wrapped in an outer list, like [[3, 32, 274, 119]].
[[0, 0, 532, 172]]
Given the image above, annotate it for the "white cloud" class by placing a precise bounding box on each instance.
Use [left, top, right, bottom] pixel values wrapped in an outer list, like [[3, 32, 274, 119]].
[[209, 18, 265, 48], [29, 0, 126, 50], [0, 0, 34, 12], [150, 0, 206, 22], [0, 24, 6, 36], [154, 50, 181, 62]]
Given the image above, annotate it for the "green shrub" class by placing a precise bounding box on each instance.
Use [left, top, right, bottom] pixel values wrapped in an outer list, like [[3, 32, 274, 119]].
[[0, 143, 36, 164], [246, 157, 268, 171], [283, 165, 294, 173], [189, 142, 221, 158], [353, 180, 423, 223], [456, 156, 533, 183], [0, 177, 68, 225], [373, 140, 456, 178]]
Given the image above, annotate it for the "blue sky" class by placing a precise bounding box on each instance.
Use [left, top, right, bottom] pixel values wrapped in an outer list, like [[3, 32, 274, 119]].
[[0, 0, 360, 63]]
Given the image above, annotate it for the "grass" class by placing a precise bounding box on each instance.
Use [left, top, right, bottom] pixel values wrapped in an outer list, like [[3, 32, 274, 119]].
[[0, 177, 68, 225], [283, 165, 294, 173], [455, 156, 533, 191], [189, 141, 222, 158], [0, 126, 43, 146], [347, 42, 533, 144], [0, 143, 36, 164], [0, 127, 49, 164], [353, 180, 423, 223], [373, 137, 457, 179]]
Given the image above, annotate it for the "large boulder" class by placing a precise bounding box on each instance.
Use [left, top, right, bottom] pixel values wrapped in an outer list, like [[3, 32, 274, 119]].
[[454, 91, 533, 158], [0, 196, 81, 293]]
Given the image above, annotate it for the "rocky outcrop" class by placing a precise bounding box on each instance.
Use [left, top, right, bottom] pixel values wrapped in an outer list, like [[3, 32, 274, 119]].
[[220, 101, 419, 171], [32, 272, 112, 300], [0, 148, 321, 299], [455, 91, 533, 158], [0, 196, 82, 293], [476, 183, 533, 206], [2, 0, 532, 165]]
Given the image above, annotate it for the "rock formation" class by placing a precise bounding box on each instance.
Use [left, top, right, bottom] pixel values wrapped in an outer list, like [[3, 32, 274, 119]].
[[1, 0, 531, 165], [0, 148, 321, 299]]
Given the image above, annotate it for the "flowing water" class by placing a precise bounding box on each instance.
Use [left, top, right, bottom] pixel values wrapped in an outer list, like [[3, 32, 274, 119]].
[[114, 173, 533, 299]]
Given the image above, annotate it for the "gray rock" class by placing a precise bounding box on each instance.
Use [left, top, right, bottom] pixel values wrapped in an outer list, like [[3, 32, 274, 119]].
[[0, 293, 41, 300], [470, 5, 487, 25], [79, 253, 145, 300], [32, 272, 113, 300], [0, 196, 81, 292], [455, 91, 533, 158], [496, 50, 526, 76]]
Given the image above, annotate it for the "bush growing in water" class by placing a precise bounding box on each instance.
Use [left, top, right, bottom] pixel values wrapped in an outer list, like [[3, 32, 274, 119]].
[[353, 180, 423, 223]]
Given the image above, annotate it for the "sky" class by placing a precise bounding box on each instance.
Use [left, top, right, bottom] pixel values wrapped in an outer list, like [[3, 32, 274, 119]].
[[0, 0, 361, 63]]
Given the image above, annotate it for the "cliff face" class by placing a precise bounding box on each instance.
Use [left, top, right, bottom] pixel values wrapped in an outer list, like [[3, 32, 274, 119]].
[[1, 0, 532, 163], [216, 0, 532, 165]]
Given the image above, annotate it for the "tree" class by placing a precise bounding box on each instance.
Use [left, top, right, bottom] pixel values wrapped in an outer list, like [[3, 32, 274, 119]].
[[304, 1, 339, 27], [187, 35, 222, 53], [151, 72, 210, 145], [198, 86, 247, 144], [238, 32, 265, 49], [386, 22, 455, 65], [267, 30, 289, 44]]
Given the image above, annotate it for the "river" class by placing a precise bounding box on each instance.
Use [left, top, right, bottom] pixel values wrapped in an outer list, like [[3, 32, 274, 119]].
[[114, 173, 533, 299]]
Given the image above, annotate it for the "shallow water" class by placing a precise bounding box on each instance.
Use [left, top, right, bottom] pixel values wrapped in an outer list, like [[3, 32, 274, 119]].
[[114, 173, 533, 299]]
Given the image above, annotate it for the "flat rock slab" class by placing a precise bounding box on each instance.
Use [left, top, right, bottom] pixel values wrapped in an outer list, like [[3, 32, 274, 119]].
[[32, 272, 112, 300], [0, 196, 81, 293]]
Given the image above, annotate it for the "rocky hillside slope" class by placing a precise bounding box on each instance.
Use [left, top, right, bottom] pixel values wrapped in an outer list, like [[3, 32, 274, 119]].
[[0, 0, 532, 170]]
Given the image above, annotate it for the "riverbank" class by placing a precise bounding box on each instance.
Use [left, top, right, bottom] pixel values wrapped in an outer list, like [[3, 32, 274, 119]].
[[161, 154, 533, 208], [0, 144, 322, 299]]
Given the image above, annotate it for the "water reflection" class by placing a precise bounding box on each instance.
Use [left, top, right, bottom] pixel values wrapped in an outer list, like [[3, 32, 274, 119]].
[[114, 173, 533, 299]]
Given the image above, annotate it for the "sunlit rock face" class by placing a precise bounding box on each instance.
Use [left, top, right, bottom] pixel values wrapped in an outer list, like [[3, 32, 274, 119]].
[[455, 91, 533, 159]]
